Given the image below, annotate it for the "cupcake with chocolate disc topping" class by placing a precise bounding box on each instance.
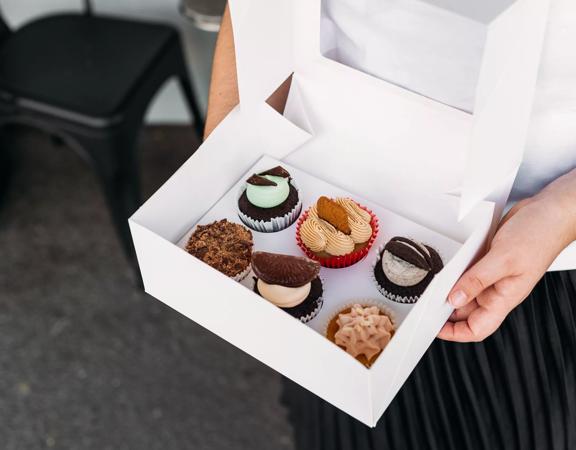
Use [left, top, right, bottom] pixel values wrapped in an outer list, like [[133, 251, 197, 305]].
[[372, 236, 443, 303], [252, 251, 323, 323], [238, 166, 302, 233]]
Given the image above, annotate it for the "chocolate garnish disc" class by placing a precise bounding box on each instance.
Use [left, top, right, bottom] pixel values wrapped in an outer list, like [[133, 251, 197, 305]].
[[258, 166, 291, 178], [246, 174, 277, 186], [252, 251, 320, 288]]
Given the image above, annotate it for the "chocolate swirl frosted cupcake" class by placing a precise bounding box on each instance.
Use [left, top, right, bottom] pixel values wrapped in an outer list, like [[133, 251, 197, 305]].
[[372, 237, 443, 303], [252, 251, 323, 323], [186, 219, 253, 281], [238, 166, 302, 233]]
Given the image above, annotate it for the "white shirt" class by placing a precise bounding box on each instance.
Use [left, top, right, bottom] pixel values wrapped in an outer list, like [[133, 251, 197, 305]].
[[321, 0, 576, 201]]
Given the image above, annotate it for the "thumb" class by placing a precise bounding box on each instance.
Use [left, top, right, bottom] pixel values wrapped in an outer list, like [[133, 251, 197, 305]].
[[448, 249, 508, 307]]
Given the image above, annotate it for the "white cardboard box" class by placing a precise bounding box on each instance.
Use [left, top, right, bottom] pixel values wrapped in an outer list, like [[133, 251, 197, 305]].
[[129, 0, 556, 427]]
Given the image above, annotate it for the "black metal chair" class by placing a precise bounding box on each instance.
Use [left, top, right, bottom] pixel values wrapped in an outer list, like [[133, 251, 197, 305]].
[[0, 1, 204, 278]]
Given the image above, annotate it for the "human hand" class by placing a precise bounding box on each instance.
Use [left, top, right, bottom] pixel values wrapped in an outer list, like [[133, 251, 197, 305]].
[[439, 171, 576, 342]]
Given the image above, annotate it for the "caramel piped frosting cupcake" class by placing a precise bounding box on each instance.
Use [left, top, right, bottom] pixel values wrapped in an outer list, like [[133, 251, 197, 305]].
[[297, 197, 378, 268], [302, 206, 354, 256]]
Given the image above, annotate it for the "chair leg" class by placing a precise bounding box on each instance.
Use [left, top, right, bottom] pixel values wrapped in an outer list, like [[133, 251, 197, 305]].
[[75, 130, 142, 283], [0, 126, 13, 212], [175, 50, 205, 140]]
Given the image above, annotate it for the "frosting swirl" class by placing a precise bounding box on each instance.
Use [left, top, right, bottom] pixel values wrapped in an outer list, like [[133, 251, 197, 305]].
[[335, 304, 394, 361], [307, 205, 319, 219], [299, 216, 327, 252], [348, 215, 373, 244], [336, 198, 372, 223], [320, 220, 355, 256]]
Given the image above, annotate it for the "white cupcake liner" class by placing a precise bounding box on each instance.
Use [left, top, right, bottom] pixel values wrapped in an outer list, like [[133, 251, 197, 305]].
[[233, 264, 253, 283], [237, 180, 302, 233], [323, 299, 397, 338], [252, 276, 325, 323]]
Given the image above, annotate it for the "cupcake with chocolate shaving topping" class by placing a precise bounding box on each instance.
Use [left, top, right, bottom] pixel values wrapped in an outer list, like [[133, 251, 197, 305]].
[[238, 166, 302, 233], [186, 219, 253, 281]]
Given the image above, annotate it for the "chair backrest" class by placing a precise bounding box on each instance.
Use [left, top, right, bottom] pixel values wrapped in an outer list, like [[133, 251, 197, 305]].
[[0, 6, 10, 42], [84, 0, 93, 15], [0, 0, 95, 42]]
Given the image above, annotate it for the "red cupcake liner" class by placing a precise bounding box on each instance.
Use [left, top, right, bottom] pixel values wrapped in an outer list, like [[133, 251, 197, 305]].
[[296, 201, 379, 269]]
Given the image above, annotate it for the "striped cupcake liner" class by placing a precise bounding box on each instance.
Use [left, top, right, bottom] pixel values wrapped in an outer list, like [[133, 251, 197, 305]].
[[237, 181, 302, 233], [232, 264, 253, 283], [298, 295, 324, 324]]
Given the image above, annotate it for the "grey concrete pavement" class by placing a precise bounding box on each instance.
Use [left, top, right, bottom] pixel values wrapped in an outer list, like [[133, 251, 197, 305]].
[[0, 127, 295, 450]]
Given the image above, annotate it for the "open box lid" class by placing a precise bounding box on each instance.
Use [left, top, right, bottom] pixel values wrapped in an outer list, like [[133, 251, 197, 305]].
[[229, 0, 551, 223]]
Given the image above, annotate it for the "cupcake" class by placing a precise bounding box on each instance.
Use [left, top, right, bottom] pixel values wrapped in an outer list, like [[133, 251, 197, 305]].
[[372, 236, 444, 304], [252, 251, 324, 323], [238, 166, 302, 232], [296, 196, 379, 268], [186, 219, 253, 281], [326, 303, 395, 368]]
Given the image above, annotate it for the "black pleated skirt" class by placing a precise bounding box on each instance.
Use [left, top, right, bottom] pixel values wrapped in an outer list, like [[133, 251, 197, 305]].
[[282, 270, 576, 450]]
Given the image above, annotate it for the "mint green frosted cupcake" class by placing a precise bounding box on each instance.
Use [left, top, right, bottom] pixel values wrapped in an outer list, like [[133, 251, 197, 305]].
[[237, 166, 302, 233]]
